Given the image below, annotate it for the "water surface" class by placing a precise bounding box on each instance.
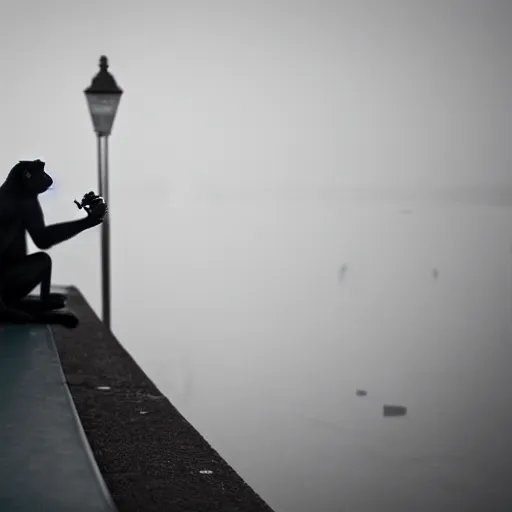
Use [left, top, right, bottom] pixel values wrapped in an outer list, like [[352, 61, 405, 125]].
[[116, 200, 512, 511]]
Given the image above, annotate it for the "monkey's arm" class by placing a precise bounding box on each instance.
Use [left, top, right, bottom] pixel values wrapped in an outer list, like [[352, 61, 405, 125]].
[[22, 198, 95, 250]]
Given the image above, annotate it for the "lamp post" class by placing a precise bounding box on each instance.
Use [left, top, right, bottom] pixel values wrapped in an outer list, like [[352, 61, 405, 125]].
[[84, 56, 123, 331]]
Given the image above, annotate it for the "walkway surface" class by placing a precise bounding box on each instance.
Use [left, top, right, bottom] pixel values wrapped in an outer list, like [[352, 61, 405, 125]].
[[0, 323, 117, 512]]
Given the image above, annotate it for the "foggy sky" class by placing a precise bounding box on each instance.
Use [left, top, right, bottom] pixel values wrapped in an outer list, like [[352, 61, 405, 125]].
[[0, 0, 509, 308]]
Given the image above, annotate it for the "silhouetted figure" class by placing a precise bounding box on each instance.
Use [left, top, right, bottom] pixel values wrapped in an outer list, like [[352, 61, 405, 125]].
[[0, 160, 107, 327]]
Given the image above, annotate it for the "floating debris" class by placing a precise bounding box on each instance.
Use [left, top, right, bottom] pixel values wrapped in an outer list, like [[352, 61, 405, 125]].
[[383, 404, 407, 417], [140, 411, 148, 415], [199, 470, 213, 475], [97, 386, 111, 391], [356, 389, 367, 397], [432, 268, 439, 279], [338, 264, 348, 283]]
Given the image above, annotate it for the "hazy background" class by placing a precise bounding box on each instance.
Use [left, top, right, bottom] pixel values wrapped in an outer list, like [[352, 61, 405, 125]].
[[1, 1, 512, 510]]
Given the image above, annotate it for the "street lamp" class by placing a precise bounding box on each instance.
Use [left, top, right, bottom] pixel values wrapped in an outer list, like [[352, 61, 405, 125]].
[[84, 55, 123, 331]]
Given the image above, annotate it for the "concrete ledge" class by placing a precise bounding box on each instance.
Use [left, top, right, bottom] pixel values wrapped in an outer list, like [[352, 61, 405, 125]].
[[51, 286, 274, 512]]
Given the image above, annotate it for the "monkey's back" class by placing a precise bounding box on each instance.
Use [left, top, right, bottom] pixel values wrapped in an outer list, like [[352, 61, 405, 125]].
[[0, 187, 25, 265]]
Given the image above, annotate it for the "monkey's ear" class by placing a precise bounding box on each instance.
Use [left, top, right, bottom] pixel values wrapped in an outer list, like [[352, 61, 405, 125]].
[[23, 170, 32, 179]]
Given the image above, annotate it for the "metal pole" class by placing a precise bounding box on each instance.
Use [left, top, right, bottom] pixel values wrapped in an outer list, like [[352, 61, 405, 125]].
[[97, 134, 111, 330]]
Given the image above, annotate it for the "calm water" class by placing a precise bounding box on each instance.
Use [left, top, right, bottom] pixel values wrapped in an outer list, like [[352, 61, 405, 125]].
[[115, 200, 512, 511]]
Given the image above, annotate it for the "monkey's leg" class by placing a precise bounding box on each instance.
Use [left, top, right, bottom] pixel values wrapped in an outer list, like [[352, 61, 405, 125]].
[[1, 252, 64, 312], [23, 208, 66, 308], [37, 253, 66, 309]]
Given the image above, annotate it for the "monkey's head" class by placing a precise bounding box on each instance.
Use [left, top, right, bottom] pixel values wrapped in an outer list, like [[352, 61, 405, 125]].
[[6, 159, 53, 195]]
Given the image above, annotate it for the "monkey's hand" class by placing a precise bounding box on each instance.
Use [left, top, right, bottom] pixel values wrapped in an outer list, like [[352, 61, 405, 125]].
[[86, 201, 108, 227]]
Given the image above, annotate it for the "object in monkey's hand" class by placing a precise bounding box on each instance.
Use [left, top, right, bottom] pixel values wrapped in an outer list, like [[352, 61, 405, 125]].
[[74, 191, 106, 215]]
